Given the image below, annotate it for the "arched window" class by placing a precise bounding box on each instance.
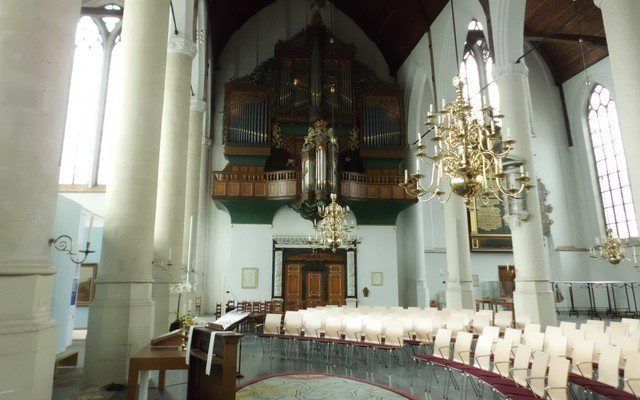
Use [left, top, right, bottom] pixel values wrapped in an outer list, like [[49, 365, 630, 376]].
[[59, 5, 123, 187], [588, 84, 638, 239], [59, 17, 104, 185], [459, 21, 499, 119]]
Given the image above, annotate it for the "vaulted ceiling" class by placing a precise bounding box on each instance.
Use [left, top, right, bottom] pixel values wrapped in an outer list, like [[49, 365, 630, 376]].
[[205, 0, 450, 76], [205, 0, 607, 83]]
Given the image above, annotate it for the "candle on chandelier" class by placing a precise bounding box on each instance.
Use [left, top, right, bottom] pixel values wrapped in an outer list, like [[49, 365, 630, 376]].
[[169, 247, 172, 264], [633, 246, 637, 263], [429, 103, 434, 116], [404, 169, 408, 183]]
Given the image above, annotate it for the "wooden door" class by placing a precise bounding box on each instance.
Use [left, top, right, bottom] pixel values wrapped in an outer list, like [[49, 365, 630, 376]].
[[498, 265, 516, 298], [285, 263, 303, 309], [305, 271, 324, 307], [327, 263, 345, 306]]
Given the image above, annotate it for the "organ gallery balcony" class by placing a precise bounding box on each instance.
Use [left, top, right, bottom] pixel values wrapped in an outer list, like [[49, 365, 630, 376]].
[[210, 166, 415, 225]]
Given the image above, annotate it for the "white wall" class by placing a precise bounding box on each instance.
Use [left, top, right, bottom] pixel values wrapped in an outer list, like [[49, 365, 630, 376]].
[[203, 205, 400, 312]]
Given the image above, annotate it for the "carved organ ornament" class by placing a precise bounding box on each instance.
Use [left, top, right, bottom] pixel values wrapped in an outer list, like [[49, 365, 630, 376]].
[[217, 11, 412, 225]]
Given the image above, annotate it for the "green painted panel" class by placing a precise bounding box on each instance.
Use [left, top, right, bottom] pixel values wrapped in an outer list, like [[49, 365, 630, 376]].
[[225, 154, 270, 165], [214, 199, 290, 224], [344, 199, 416, 226]]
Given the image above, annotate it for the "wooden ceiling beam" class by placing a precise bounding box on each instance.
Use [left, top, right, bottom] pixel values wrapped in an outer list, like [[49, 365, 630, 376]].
[[81, 7, 123, 18], [525, 31, 607, 48]]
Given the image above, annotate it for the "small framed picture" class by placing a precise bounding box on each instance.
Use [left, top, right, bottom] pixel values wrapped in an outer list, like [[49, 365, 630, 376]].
[[371, 271, 383, 286], [472, 274, 480, 287], [241, 267, 259, 289], [77, 263, 98, 306]]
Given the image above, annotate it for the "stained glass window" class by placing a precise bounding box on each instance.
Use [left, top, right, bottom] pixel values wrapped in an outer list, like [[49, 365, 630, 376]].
[[588, 84, 638, 239]]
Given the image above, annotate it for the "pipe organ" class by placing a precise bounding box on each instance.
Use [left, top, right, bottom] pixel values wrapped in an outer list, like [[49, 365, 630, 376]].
[[216, 11, 413, 225]]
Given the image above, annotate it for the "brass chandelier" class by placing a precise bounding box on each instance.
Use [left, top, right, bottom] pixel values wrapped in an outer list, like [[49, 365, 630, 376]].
[[400, 76, 533, 206], [309, 193, 360, 252], [590, 228, 639, 268]]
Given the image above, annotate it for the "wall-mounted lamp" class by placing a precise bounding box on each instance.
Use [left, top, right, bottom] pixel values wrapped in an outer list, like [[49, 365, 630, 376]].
[[49, 235, 94, 265]]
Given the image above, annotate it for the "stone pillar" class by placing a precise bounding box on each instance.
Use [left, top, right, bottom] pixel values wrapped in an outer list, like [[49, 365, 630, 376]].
[[196, 137, 212, 299], [595, 0, 640, 232], [0, 1, 80, 398], [444, 199, 474, 309], [152, 37, 197, 335], [181, 100, 206, 274], [493, 63, 557, 327], [85, 0, 170, 385]]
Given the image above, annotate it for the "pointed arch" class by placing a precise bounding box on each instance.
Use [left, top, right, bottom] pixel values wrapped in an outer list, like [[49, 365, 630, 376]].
[[587, 83, 638, 238]]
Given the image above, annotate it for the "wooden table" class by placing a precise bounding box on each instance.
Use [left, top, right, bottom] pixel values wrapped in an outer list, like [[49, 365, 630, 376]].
[[126, 346, 187, 400]]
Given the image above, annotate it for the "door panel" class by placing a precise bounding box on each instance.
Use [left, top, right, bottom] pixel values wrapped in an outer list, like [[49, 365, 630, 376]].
[[306, 271, 324, 307], [285, 264, 303, 309], [327, 263, 345, 306]]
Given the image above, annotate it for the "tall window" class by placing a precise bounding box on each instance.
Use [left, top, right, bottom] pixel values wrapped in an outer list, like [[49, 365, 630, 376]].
[[459, 21, 499, 118], [59, 5, 123, 187], [588, 84, 638, 239], [59, 17, 104, 185]]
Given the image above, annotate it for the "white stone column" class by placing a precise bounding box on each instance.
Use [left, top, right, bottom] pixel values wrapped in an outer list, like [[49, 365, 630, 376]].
[[152, 37, 197, 335], [493, 63, 557, 327], [182, 100, 206, 271], [444, 199, 474, 309], [595, 0, 640, 233], [85, 0, 171, 385], [0, 1, 80, 398], [196, 137, 212, 300]]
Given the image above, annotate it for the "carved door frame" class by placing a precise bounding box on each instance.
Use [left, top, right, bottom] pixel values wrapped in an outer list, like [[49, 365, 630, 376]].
[[272, 238, 357, 300]]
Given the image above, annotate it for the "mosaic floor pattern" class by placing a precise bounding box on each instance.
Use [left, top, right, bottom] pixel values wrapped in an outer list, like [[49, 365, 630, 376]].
[[236, 373, 417, 400]]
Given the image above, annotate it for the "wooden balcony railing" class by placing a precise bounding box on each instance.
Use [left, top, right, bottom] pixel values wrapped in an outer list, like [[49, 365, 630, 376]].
[[340, 172, 410, 200], [211, 170, 411, 201], [211, 170, 298, 199]]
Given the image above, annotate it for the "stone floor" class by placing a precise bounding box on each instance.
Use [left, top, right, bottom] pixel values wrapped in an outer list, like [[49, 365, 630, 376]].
[[52, 312, 614, 399]]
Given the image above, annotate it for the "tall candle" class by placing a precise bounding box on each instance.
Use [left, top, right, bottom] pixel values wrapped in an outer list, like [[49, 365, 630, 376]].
[[169, 246, 172, 264], [87, 214, 94, 244]]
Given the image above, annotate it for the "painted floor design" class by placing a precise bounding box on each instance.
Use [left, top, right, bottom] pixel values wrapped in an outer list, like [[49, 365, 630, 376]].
[[237, 373, 417, 400]]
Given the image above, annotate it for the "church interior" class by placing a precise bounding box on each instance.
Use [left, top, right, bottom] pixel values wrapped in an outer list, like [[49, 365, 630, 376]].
[[4, 0, 640, 399]]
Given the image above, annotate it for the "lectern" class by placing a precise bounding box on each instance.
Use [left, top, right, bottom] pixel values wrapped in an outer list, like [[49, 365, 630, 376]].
[[187, 327, 242, 400]]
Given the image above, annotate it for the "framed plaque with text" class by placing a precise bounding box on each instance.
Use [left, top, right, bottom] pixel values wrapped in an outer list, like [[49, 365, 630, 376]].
[[468, 198, 512, 252]]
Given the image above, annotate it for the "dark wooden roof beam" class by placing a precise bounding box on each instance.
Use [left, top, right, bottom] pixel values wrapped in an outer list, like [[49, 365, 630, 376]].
[[525, 32, 607, 49]]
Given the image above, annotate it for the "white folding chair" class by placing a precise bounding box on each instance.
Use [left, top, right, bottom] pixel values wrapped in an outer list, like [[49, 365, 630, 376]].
[[623, 318, 640, 335], [433, 328, 452, 359], [503, 327, 522, 351], [473, 335, 493, 371], [624, 352, 640, 396], [524, 330, 545, 351], [545, 356, 570, 400], [559, 321, 577, 335], [494, 311, 513, 332], [525, 350, 551, 397], [597, 345, 622, 388], [547, 335, 568, 357], [510, 344, 533, 387], [544, 326, 563, 351], [453, 331, 473, 364], [492, 338, 513, 377], [571, 338, 595, 379], [481, 325, 500, 342], [564, 328, 585, 358]]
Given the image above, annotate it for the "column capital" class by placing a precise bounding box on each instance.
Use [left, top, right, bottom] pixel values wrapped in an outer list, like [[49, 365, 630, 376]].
[[492, 62, 529, 81], [190, 99, 207, 113], [168, 37, 197, 58], [202, 136, 212, 147]]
